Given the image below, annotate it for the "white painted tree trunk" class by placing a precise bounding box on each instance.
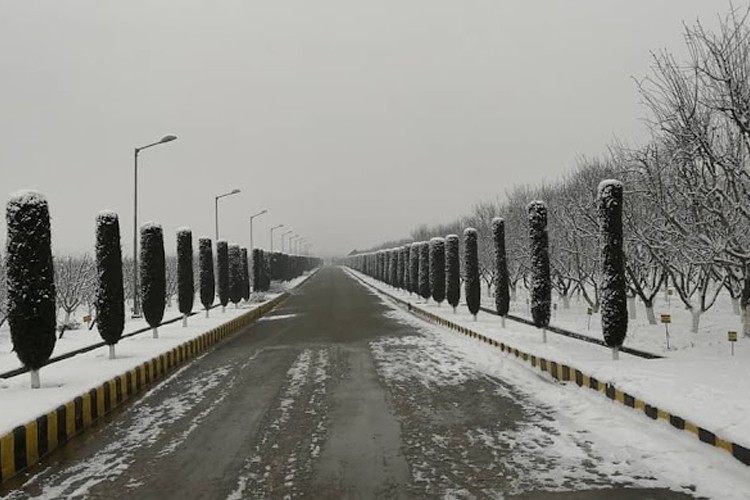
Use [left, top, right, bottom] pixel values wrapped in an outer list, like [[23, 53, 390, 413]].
[[510, 287, 517, 302], [205, 309, 210, 318], [222, 305, 226, 313], [152, 326, 159, 339], [109, 345, 116, 359], [562, 296, 570, 309], [542, 328, 547, 343], [690, 309, 702, 333], [452, 306, 456, 314], [30, 370, 40, 389], [645, 306, 657, 325], [612, 347, 619, 360], [182, 314, 188, 327], [501, 315, 506, 328], [627, 297, 636, 319], [473, 314, 477, 321], [732, 298, 741, 315]]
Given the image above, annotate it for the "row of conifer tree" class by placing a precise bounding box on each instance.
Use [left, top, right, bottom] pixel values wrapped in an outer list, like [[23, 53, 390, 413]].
[[4, 190, 319, 388], [345, 179, 627, 359]]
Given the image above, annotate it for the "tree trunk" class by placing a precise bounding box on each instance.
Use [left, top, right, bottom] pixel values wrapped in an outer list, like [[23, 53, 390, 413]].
[[541, 328, 547, 343], [732, 298, 740, 315], [30, 370, 41, 389], [64, 309, 71, 325], [152, 326, 159, 339], [205, 309, 210, 318], [612, 347, 619, 360], [561, 295, 570, 309], [510, 286, 517, 302], [690, 309, 702, 333], [182, 314, 188, 327], [627, 297, 636, 319], [109, 345, 116, 360], [644, 301, 657, 325], [501, 315, 506, 328]]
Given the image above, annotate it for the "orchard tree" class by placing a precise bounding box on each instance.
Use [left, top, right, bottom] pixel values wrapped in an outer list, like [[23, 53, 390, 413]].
[[493, 217, 510, 327], [446, 234, 460, 312], [198, 237, 215, 317], [177, 228, 194, 327], [228, 244, 243, 306], [54, 253, 96, 327], [528, 201, 551, 342], [140, 223, 166, 338], [464, 228, 480, 319], [7, 191, 56, 388], [216, 240, 229, 311], [598, 180, 628, 359], [95, 211, 124, 359], [429, 237, 446, 305]]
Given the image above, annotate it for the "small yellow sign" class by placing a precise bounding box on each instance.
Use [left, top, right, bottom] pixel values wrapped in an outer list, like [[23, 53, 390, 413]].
[[667, 289, 673, 296], [660, 314, 671, 324], [587, 307, 593, 315], [728, 331, 738, 342], [83, 315, 92, 323]]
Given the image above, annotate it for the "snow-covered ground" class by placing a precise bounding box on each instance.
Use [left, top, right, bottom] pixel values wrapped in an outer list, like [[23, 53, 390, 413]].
[[345, 268, 750, 456], [0, 272, 313, 436]]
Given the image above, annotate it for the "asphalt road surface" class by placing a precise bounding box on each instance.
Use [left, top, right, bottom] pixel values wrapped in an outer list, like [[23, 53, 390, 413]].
[[1, 267, 698, 499]]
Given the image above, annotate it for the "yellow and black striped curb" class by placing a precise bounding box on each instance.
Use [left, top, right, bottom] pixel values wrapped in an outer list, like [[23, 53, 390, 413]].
[[347, 270, 750, 468], [0, 294, 288, 485]]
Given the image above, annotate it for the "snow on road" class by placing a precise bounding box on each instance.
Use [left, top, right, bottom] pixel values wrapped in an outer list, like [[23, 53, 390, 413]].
[[367, 287, 750, 500]]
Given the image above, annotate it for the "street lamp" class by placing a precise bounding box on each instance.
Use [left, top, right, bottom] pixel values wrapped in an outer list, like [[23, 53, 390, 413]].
[[133, 134, 177, 317], [215, 189, 241, 241], [289, 235, 299, 254], [249, 209, 268, 254], [270, 224, 284, 252], [281, 230, 293, 253]]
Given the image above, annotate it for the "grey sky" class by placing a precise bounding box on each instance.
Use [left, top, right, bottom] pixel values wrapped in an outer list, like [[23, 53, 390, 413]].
[[0, 1, 735, 257]]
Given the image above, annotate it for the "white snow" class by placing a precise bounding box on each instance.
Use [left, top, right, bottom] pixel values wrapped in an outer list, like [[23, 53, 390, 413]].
[[8, 189, 46, 205]]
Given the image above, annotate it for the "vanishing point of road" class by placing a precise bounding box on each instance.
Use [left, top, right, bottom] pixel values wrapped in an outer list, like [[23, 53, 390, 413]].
[[1, 267, 698, 499]]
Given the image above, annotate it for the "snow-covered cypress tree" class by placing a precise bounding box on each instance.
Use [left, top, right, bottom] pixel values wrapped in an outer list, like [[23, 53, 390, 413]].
[[198, 237, 214, 317], [418, 242, 431, 300], [95, 211, 124, 359], [399, 246, 408, 290], [493, 217, 510, 326], [252, 248, 264, 292], [395, 248, 404, 289], [446, 234, 460, 312], [528, 201, 551, 342], [389, 249, 398, 287], [228, 244, 243, 306], [429, 237, 446, 305], [464, 228, 480, 319], [216, 240, 229, 312], [176, 228, 194, 327], [241, 247, 250, 301], [262, 250, 271, 290], [598, 180, 627, 359], [7, 191, 56, 388], [409, 242, 420, 295], [140, 223, 166, 339]]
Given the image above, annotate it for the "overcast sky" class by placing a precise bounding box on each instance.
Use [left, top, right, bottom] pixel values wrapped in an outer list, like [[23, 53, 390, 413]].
[[0, 1, 737, 257]]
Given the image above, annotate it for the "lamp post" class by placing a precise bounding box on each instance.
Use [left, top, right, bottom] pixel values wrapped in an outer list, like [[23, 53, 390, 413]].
[[281, 230, 294, 253], [133, 134, 177, 317], [270, 224, 284, 252], [289, 235, 299, 254], [249, 209, 268, 254], [215, 189, 241, 241]]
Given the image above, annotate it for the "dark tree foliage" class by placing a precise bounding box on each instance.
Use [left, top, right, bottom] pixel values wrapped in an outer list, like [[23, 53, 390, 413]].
[[140, 223, 166, 330], [598, 180, 627, 351], [176, 228, 194, 317], [198, 237, 215, 313], [262, 251, 272, 290], [216, 240, 230, 308], [378, 250, 385, 282], [228, 244, 243, 304], [95, 211, 124, 346], [464, 228, 480, 317], [241, 247, 250, 301], [409, 243, 420, 295], [418, 241, 431, 300], [528, 201, 551, 329], [445, 234, 460, 310], [389, 249, 398, 287], [253, 248, 265, 292], [429, 237, 446, 304], [492, 217, 510, 317], [7, 191, 56, 372], [398, 246, 407, 290]]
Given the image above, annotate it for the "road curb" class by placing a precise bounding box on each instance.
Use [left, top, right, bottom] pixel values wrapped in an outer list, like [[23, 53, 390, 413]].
[[346, 268, 750, 468], [0, 293, 288, 485]]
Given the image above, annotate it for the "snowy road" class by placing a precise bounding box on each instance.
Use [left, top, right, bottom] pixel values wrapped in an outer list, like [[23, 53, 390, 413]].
[[0, 267, 737, 499]]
